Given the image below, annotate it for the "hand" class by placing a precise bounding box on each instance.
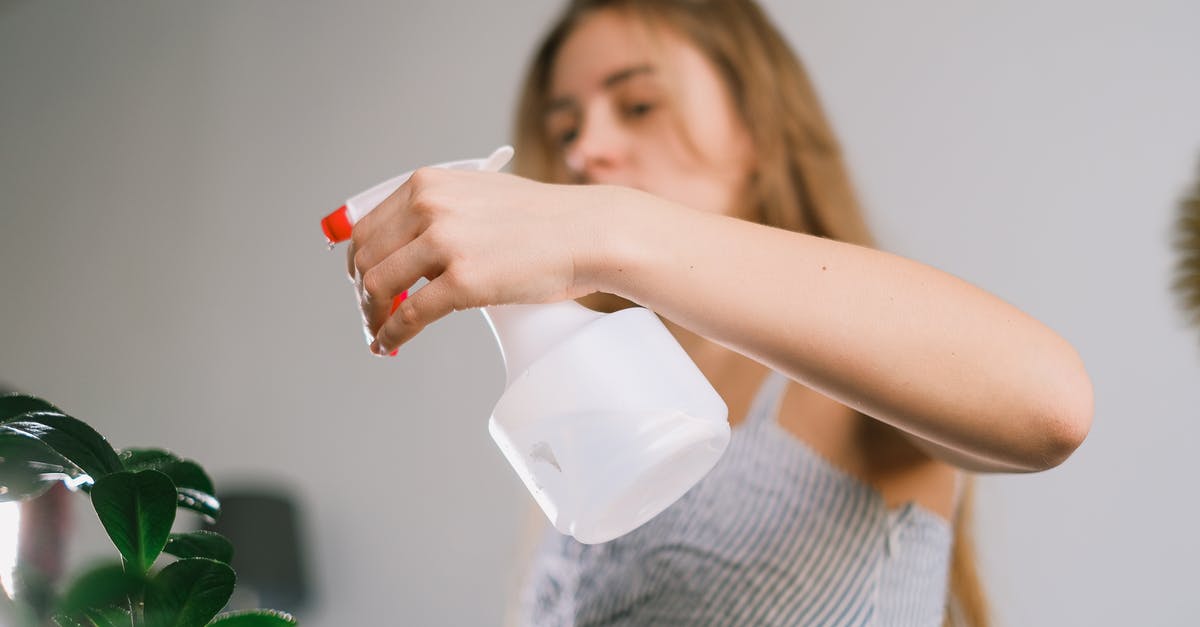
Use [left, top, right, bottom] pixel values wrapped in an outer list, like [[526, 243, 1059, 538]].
[[346, 168, 608, 355]]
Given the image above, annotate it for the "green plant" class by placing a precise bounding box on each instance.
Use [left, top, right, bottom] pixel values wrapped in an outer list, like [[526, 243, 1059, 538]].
[[0, 393, 296, 627]]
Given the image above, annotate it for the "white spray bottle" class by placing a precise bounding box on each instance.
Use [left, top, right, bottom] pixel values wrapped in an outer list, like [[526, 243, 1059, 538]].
[[322, 146, 729, 544]]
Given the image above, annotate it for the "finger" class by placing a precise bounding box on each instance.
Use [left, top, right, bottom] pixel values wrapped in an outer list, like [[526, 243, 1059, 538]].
[[345, 237, 358, 284], [349, 214, 423, 298], [360, 234, 442, 336], [370, 274, 462, 355], [345, 175, 418, 279], [387, 292, 408, 356]]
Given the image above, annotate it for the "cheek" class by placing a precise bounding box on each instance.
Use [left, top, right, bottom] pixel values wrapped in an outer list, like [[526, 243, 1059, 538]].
[[639, 160, 742, 215], [660, 137, 753, 215], [622, 106, 751, 215]]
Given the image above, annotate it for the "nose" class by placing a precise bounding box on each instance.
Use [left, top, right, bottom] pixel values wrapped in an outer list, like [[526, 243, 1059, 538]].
[[564, 103, 630, 185]]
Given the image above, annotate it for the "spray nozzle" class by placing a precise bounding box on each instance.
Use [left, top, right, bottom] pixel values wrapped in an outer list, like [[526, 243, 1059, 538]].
[[321, 145, 515, 246]]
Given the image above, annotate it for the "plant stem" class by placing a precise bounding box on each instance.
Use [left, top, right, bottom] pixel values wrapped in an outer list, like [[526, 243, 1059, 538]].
[[124, 559, 144, 627], [133, 589, 144, 627]]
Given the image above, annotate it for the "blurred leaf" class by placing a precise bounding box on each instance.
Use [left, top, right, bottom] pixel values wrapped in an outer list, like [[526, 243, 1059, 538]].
[[120, 449, 220, 520], [165, 531, 233, 565], [207, 610, 297, 626], [0, 428, 81, 502], [52, 615, 87, 627], [145, 558, 235, 627], [0, 410, 122, 481], [175, 487, 221, 522], [91, 470, 177, 574], [55, 562, 143, 616], [53, 610, 132, 627], [80, 607, 133, 627], [0, 394, 62, 420]]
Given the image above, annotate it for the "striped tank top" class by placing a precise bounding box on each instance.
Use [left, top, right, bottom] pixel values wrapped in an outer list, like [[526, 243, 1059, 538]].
[[520, 369, 953, 626]]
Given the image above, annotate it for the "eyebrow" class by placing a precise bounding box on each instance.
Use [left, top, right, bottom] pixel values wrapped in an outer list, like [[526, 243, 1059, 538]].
[[545, 64, 657, 114]]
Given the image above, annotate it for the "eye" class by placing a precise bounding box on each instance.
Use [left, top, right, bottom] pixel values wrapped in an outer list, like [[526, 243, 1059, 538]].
[[624, 102, 656, 118], [558, 128, 579, 147]]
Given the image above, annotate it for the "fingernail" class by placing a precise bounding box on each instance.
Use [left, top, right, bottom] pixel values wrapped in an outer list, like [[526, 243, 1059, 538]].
[[390, 291, 408, 315], [389, 348, 399, 357]]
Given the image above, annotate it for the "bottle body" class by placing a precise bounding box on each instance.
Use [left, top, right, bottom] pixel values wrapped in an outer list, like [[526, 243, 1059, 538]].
[[485, 304, 729, 544]]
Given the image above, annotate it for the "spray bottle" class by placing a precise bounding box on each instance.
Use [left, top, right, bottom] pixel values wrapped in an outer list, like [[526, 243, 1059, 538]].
[[322, 146, 729, 544]]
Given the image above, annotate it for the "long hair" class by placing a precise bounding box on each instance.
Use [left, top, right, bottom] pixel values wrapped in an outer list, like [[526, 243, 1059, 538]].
[[510, 2, 989, 625]]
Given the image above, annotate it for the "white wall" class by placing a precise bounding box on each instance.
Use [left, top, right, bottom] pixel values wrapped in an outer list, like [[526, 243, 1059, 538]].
[[1, 1, 1197, 625]]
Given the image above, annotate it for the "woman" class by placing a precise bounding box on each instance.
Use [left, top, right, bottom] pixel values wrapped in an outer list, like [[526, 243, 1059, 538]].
[[347, 1, 1093, 624]]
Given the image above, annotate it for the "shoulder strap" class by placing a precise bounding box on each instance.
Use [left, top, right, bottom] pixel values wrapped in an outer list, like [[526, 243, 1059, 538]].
[[744, 369, 789, 426]]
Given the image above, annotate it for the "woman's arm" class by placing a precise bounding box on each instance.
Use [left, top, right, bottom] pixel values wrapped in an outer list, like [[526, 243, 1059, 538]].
[[350, 170, 1092, 473], [579, 186, 1094, 473]]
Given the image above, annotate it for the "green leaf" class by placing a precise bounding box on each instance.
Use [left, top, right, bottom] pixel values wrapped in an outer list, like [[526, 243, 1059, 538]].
[[207, 610, 297, 626], [120, 449, 220, 520], [80, 607, 133, 627], [55, 561, 144, 616], [175, 487, 221, 522], [52, 615, 87, 627], [54, 608, 133, 627], [91, 470, 177, 573], [119, 448, 175, 468], [53, 609, 132, 627], [0, 410, 122, 481], [0, 394, 61, 421], [164, 531, 233, 564], [0, 428, 81, 501], [120, 449, 214, 494], [145, 558, 235, 627]]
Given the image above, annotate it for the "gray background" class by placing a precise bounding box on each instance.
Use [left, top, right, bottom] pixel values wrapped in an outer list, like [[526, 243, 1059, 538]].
[[2, 1, 1198, 625]]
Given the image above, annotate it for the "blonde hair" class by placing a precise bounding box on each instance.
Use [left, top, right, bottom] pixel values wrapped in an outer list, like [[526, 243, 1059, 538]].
[[511, 1, 989, 625]]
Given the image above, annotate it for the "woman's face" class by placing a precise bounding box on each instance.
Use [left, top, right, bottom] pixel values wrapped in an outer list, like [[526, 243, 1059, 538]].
[[547, 9, 757, 221]]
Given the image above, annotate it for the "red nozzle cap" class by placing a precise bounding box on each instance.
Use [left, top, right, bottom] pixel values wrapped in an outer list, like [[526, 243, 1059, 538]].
[[321, 205, 353, 244]]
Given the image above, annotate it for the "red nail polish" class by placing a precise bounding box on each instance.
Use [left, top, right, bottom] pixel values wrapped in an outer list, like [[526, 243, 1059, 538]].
[[390, 291, 408, 315]]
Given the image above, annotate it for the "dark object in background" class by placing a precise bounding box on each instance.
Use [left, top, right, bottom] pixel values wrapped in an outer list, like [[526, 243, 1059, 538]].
[[15, 483, 70, 617], [203, 487, 312, 615], [1175, 155, 1200, 333], [0, 380, 71, 618]]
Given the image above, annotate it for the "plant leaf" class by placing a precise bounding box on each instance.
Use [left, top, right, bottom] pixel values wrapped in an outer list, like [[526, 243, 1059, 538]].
[[206, 610, 297, 626], [120, 448, 220, 520], [52, 609, 132, 627], [81, 607, 133, 627], [55, 561, 144, 615], [0, 427, 81, 501], [52, 615, 87, 627], [144, 558, 235, 627], [91, 470, 177, 574], [0, 410, 122, 481], [164, 531, 233, 564], [0, 394, 61, 421], [119, 448, 175, 468], [175, 487, 221, 522], [120, 449, 214, 494]]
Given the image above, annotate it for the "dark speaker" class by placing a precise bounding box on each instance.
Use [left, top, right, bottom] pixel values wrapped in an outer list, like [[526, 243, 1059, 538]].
[[203, 487, 312, 615]]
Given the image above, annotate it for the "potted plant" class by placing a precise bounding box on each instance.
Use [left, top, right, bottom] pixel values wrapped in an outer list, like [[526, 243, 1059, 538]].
[[0, 393, 296, 627]]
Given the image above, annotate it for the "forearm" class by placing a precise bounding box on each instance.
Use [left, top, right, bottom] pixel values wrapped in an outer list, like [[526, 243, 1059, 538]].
[[578, 187, 1093, 472]]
